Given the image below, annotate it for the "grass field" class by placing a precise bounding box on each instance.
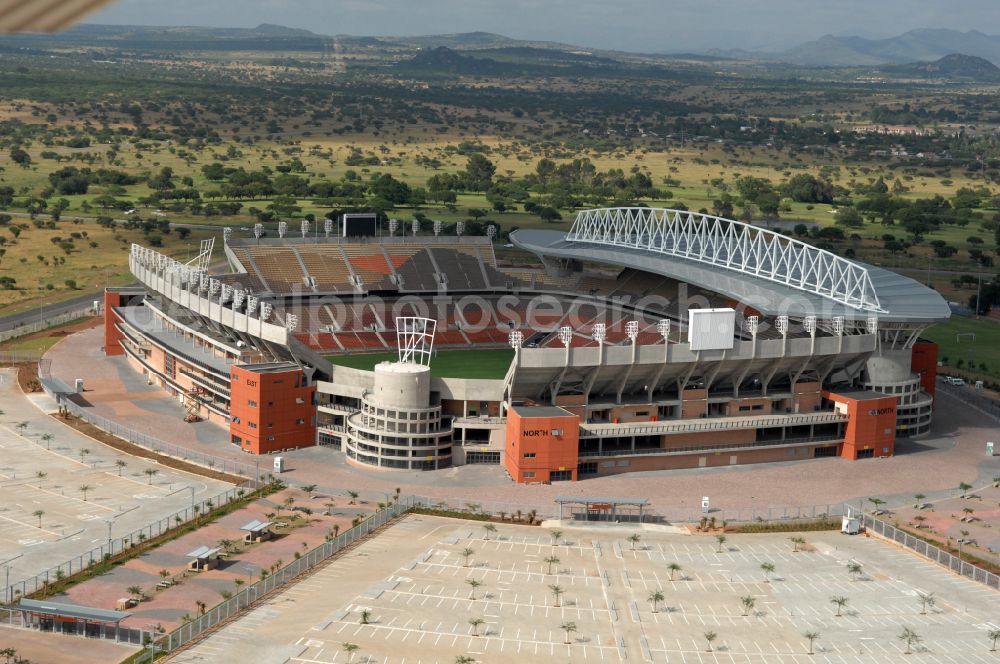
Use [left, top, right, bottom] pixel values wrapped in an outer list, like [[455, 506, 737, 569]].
[[328, 348, 514, 379], [922, 315, 1000, 379]]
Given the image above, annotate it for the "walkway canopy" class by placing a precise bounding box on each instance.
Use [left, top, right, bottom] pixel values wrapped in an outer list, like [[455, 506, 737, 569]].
[[14, 598, 131, 641], [554, 496, 650, 522]]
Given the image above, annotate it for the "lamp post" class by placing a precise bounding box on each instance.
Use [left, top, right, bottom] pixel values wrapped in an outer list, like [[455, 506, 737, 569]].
[[1, 553, 23, 604]]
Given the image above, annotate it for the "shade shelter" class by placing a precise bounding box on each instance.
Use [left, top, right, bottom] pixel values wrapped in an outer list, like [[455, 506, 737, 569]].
[[14, 598, 131, 641], [554, 496, 650, 522]]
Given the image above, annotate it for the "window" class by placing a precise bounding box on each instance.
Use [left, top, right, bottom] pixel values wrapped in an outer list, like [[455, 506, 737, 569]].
[[295, 397, 305, 405], [296, 418, 306, 425], [524, 471, 536, 479], [267, 436, 275, 441], [523, 452, 536, 458], [249, 422, 257, 429], [231, 435, 242, 444], [247, 400, 257, 407]]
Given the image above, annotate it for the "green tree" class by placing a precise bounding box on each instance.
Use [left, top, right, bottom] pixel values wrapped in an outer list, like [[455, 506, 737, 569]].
[[740, 595, 755, 616], [803, 630, 820, 655], [831, 596, 848, 617], [468, 617, 484, 637], [648, 590, 664, 613], [704, 630, 717, 652], [544, 555, 560, 575], [561, 621, 577, 644], [760, 562, 775, 582]]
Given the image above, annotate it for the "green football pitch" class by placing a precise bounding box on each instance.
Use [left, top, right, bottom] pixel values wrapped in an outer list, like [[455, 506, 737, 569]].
[[327, 348, 515, 379]]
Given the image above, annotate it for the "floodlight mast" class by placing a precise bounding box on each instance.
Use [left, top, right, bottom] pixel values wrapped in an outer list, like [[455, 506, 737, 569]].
[[433, 220, 442, 237], [389, 219, 398, 237], [278, 221, 288, 238], [324, 218, 333, 238], [396, 317, 436, 366], [254, 223, 263, 244], [301, 219, 310, 238], [626, 320, 639, 343]]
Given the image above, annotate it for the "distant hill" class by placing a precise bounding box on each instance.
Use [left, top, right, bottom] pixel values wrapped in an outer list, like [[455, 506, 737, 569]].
[[716, 29, 1000, 67], [883, 53, 1000, 81], [399, 46, 512, 75]]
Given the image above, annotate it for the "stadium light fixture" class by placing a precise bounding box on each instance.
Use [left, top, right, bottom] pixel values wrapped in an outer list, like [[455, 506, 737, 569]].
[[209, 279, 221, 296], [487, 225, 497, 240], [626, 320, 639, 342], [412, 218, 420, 236], [324, 218, 332, 238], [396, 317, 436, 365], [558, 326, 573, 348], [284, 312, 298, 331], [389, 219, 398, 237], [866, 316, 878, 335], [656, 319, 671, 341], [233, 289, 246, 309], [456, 221, 465, 237], [253, 223, 263, 243], [832, 316, 844, 336], [508, 330, 523, 350], [278, 221, 288, 239], [246, 296, 259, 314], [301, 219, 310, 238], [775, 315, 788, 336], [223, 227, 232, 244], [433, 220, 442, 237], [744, 315, 759, 335], [803, 315, 817, 334], [260, 302, 273, 320], [592, 322, 606, 344], [221, 284, 233, 303]]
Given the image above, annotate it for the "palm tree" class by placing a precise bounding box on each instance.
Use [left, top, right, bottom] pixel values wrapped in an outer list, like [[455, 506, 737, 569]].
[[115, 460, 127, 476], [550, 529, 563, 546], [549, 584, 564, 607], [79, 484, 92, 501], [127, 585, 143, 602], [627, 533, 641, 550], [544, 555, 560, 575], [40, 433, 53, 449], [703, 630, 717, 652], [917, 592, 935, 615], [482, 523, 497, 540], [803, 630, 820, 655], [35, 471, 46, 484], [899, 627, 921, 654], [868, 497, 885, 514], [347, 490, 359, 505], [360, 609, 370, 624], [461, 547, 475, 567], [959, 482, 973, 497], [988, 628, 1000, 652], [831, 596, 848, 617], [847, 561, 863, 581], [715, 534, 727, 553], [760, 562, 775, 582], [196, 600, 206, 616], [740, 595, 755, 617], [454, 656, 476, 664], [15, 422, 27, 434], [468, 617, 484, 636], [144, 468, 158, 484], [789, 536, 805, 552], [561, 621, 577, 644], [466, 578, 482, 600], [79, 448, 90, 463], [32, 509, 44, 528], [159, 569, 170, 583], [342, 642, 360, 663], [913, 493, 926, 507], [668, 562, 682, 581], [648, 590, 664, 613]]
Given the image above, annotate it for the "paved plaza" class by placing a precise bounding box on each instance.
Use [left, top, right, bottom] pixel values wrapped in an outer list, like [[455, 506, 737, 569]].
[[0, 367, 231, 595], [164, 515, 1000, 664]]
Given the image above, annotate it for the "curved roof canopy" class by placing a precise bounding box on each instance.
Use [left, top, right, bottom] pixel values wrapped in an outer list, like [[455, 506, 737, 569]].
[[512, 208, 950, 324]]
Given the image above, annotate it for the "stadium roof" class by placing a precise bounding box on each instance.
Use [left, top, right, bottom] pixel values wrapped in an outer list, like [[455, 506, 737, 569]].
[[0, 0, 115, 33], [512, 219, 950, 324]]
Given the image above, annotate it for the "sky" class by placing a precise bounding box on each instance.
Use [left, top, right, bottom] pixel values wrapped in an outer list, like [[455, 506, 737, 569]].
[[88, 0, 1000, 53]]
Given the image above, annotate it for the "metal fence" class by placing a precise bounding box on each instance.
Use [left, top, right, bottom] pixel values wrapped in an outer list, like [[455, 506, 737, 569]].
[[2, 482, 260, 605], [0, 307, 98, 344], [158, 495, 415, 654], [861, 511, 1000, 590], [0, 349, 45, 364]]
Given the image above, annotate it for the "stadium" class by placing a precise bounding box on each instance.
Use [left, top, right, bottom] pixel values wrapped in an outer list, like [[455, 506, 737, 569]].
[[104, 207, 950, 483]]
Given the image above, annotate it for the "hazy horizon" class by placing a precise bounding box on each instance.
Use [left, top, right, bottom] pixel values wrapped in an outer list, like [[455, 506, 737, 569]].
[[87, 0, 1000, 53]]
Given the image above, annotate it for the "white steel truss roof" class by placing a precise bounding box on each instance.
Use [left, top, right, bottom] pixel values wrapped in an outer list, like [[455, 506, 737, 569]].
[[566, 208, 883, 312]]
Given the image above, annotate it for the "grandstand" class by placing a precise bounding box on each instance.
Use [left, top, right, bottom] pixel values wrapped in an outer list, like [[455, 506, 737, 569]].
[[106, 208, 950, 481]]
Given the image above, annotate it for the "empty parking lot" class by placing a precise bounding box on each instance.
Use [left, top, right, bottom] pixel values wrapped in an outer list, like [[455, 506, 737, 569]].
[[163, 514, 1000, 664]]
